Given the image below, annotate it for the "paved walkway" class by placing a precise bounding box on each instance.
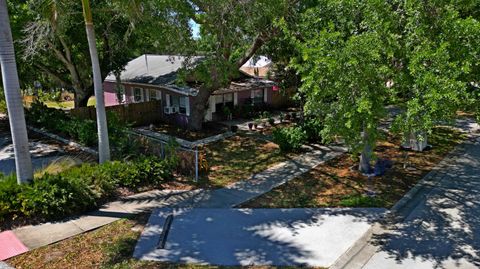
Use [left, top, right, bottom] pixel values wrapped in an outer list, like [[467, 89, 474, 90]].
[[3, 142, 347, 261], [135, 208, 386, 267], [337, 119, 480, 269]]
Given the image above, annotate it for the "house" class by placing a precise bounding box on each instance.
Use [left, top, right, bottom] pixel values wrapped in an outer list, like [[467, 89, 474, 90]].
[[103, 55, 283, 127]]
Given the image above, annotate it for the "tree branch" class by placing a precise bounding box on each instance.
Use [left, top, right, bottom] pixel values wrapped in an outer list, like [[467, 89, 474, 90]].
[[235, 32, 268, 68], [34, 63, 71, 88], [47, 40, 70, 66], [58, 35, 72, 62]]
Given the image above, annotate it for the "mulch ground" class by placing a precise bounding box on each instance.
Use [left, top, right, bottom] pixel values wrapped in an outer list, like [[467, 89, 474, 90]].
[[241, 126, 467, 209]]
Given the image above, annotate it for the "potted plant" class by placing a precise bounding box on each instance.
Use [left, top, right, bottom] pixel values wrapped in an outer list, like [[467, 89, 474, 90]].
[[291, 112, 297, 120], [248, 122, 253, 130], [268, 117, 275, 126], [223, 106, 232, 120], [254, 119, 260, 129]]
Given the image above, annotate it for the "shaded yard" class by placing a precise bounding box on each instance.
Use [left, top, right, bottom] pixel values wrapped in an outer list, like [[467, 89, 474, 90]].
[[241, 126, 467, 209], [201, 134, 299, 188]]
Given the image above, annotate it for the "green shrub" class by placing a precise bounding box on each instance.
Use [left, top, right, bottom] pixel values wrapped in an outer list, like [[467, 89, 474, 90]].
[[25, 102, 135, 157], [18, 174, 96, 219], [0, 175, 22, 218], [301, 118, 323, 142], [272, 126, 307, 152], [268, 117, 275, 126], [0, 89, 6, 114], [0, 156, 174, 223], [339, 195, 385, 207]]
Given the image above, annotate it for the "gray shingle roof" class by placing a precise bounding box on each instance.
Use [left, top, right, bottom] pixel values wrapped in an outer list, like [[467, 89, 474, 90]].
[[105, 55, 201, 95]]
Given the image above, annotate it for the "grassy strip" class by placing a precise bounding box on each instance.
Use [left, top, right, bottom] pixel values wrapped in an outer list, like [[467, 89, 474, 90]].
[[202, 134, 298, 187]]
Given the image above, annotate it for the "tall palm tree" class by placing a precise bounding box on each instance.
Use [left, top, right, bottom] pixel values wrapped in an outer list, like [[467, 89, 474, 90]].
[[81, 0, 110, 163], [0, 0, 33, 183]]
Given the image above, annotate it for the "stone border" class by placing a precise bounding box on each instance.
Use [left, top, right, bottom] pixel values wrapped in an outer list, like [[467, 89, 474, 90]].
[[27, 126, 98, 156]]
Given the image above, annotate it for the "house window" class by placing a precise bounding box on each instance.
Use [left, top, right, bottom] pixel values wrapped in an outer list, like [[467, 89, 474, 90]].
[[252, 89, 264, 104], [179, 96, 187, 114], [133, 88, 143, 103], [170, 95, 188, 115], [224, 93, 233, 104], [149, 89, 160, 101]]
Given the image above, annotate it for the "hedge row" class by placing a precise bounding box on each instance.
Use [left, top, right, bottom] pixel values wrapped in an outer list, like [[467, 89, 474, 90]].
[[25, 102, 135, 157], [0, 156, 173, 223]]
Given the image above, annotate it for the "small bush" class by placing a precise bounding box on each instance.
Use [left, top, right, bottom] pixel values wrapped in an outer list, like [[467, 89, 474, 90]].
[[268, 118, 275, 126], [0, 89, 6, 114], [301, 118, 323, 142], [0, 156, 174, 224], [25, 102, 135, 157], [339, 195, 385, 207], [272, 126, 307, 152]]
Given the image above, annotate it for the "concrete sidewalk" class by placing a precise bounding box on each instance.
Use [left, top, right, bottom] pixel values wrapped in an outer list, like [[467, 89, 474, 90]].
[[337, 119, 480, 269], [3, 142, 346, 261], [175, 144, 347, 208], [134, 208, 386, 267], [361, 135, 480, 269]]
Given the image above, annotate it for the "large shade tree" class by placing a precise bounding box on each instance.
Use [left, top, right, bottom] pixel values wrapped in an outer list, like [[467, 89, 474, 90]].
[[391, 0, 480, 141], [290, 0, 398, 173], [0, 0, 33, 183], [16, 0, 191, 107], [176, 0, 300, 130], [290, 0, 479, 172]]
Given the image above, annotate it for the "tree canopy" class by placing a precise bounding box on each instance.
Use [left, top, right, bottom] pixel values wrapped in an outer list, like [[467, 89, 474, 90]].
[[289, 0, 480, 172], [10, 0, 193, 106]]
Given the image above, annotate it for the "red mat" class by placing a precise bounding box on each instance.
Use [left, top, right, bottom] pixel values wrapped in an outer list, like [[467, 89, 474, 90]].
[[0, 231, 29, 260]]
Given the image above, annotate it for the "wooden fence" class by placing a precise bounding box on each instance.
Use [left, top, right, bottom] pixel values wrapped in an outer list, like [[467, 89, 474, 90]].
[[70, 100, 163, 126]]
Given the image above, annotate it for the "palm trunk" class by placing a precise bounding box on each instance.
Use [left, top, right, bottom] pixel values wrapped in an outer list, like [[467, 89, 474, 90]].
[[0, 0, 33, 183], [82, 0, 110, 163]]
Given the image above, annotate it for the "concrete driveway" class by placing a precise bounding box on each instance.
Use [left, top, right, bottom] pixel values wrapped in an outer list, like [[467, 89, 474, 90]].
[[134, 207, 386, 267]]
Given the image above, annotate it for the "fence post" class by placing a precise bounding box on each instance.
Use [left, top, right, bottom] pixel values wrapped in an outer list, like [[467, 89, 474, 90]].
[[195, 146, 199, 182], [161, 142, 165, 159]]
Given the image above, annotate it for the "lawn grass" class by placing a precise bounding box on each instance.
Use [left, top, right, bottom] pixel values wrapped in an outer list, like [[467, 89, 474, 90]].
[[43, 97, 96, 109], [7, 214, 316, 269], [241, 126, 467, 209], [201, 134, 297, 187]]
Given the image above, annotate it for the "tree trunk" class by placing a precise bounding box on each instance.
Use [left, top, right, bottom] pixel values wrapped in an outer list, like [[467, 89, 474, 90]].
[[359, 128, 372, 174], [74, 87, 93, 108], [0, 0, 33, 184], [82, 0, 110, 163], [188, 87, 213, 131]]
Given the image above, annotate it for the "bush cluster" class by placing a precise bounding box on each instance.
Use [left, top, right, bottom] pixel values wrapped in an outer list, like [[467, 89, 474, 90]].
[[300, 118, 324, 143], [25, 102, 136, 156], [272, 126, 307, 152], [0, 156, 174, 223]]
